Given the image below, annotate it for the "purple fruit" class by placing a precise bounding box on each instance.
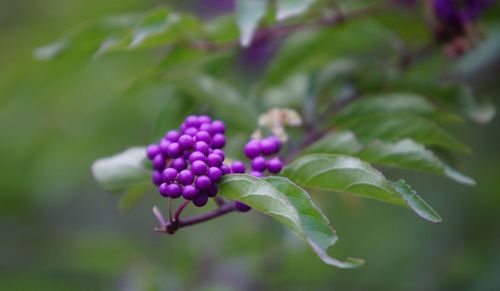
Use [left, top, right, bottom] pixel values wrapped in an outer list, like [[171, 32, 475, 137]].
[[178, 170, 194, 185], [231, 160, 246, 173], [146, 144, 161, 160], [166, 183, 182, 198], [251, 156, 267, 172], [162, 167, 178, 183], [191, 160, 208, 175], [182, 185, 198, 200], [208, 167, 223, 182], [195, 175, 212, 191], [178, 134, 195, 151], [267, 157, 283, 173], [244, 140, 260, 159]]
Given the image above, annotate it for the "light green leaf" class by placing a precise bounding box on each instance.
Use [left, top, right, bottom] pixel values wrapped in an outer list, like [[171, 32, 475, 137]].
[[391, 180, 442, 223], [303, 131, 362, 155], [218, 174, 363, 268], [276, 0, 315, 20], [236, 0, 268, 47], [92, 147, 150, 192], [337, 113, 470, 153], [283, 154, 441, 222]]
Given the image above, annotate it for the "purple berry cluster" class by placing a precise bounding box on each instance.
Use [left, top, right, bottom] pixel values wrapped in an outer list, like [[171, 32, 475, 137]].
[[146, 115, 230, 207], [243, 136, 283, 177]]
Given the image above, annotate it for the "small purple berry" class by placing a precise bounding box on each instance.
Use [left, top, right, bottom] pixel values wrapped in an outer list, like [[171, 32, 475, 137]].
[[182, 185, 198, 200], [162, 167, 178, 183], [194, 131, 212, 144], [194, 141, 210, 156], [185, 115, 201, 128], [207, 153, 223, 167], [178, 170, 194, 185], [146, 144, 161, 160], [159, 139, 171, 156], [208, 167, 223, 182], [231, 160, 246, 173], [260, 137, 281, 155], [267, 157, 283, 174], [250, 171, 263, 178], [200, 123, 213, 135], [166, 183, 182, 198], [211, 149, 225, 160], [251, 156, 267, 172], [184, 127, 198, 137], [178, 134, 195, 151], [198, 115, 212, 124], [235, 201, 252, 212], [193, 194, 209, 207], [167, 143, 182, 158], [153, 155, 166, 170], [165, 130, 181, 142], [244, 140, 260, 159], [207, 185, 218, 197], [195, 175, 212, 191], [221, 164, 231, 175], [212, 133, 226, 149], [189, 151, 206, 163], [159, 183, 169, 197], [191, 160, 208, 175], [152, 170, 163, 186], [171, 158, 187, 171], [211, 120, 225, 134]]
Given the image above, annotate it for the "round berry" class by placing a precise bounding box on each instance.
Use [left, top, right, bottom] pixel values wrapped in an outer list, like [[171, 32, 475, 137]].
[[211, 149, 225, 160], [198, 115, 212, 124], [267, 157, 283, 173], [189, 151, 206, 164], [178, 170, 194, 185], [207, 185, 218, 197], [194, 142, 208, 156], [152, 170, 163, 186], [153, 155, 166, 170], [235, 201, 252, 212], [146, 144, 161, 160], [185, 115, 201, 128], [178, 135, 195, 151], [166, 183, 182, 198], [159, 139, 171, 156], [159, 183, 169, 197], [231, 160, 246, 174], [195, 175, 212, 191], [212, 133, 226, 149], [211, 120, 225, 134], [220, 164, 231, 175], [194, 131, 212, 144], [251, 156, 267, 172], [171, 158, 187, 172], [207, 153, 223, 167], [208, 167, 223, 182], [162, 167, 178, 183], [200, 123, 213, 135], [260, 137, 281, 155], [184, 127, 198, 137], [182, 185, 198, 200], [250, 171, 263, 178], [191, 160, 208, 175], [244, 140, 260, 158], [165, 130, 181, 142], [167, 143, 182, 158], [193, 194, 209, 207]]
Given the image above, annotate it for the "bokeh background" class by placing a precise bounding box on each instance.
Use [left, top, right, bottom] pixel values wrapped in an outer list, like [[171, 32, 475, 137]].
[[1, 0, 499, 290]]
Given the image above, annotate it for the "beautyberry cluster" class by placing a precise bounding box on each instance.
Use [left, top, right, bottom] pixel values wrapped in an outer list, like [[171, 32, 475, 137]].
[[243, 136, 284, 177], [146, 115, 230, 207]]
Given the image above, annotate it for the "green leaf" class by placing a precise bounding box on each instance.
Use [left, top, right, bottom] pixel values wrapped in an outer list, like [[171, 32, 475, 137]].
[[304, 132, 475, 185], [283, 154, 441, 222], [218, 174, 363, 268], [91, 147, 150, 192], [117, 182, 151, 212], [276, 0, 315, 20], [236, 0, 268, 47], [337, 113, 470, 153], [390, 180, 442, 223]]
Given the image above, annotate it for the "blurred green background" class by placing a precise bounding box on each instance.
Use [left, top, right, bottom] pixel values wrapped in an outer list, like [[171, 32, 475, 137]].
[[1, 0, 499, 290]]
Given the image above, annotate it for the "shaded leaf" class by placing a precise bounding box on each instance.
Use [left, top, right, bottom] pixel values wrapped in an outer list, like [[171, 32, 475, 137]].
[[283, 154, 441, 222], [236, 0, 268, 47], [218, 174, 363, 268], [92, 147, 150, 192]]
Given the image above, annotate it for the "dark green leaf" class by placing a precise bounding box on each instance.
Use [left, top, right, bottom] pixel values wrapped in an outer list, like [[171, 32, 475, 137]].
[[218, 174, 363, 268], [283, 154, 441, 222]]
